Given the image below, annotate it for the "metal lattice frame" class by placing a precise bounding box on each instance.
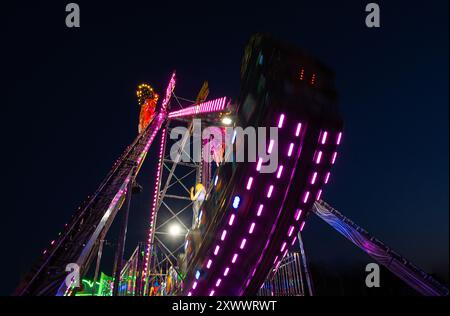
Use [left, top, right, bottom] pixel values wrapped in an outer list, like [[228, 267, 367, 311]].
[[144, 114, 202, 294]]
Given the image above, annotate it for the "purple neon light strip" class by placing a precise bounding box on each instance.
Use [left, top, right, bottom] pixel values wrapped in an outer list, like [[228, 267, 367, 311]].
[[243, 122, 307, 295]]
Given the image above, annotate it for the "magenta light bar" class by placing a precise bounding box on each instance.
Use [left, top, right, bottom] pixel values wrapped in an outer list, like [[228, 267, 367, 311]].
[[300, 221, 306, 231], [249, 222, 256, 234], [224, 267, 230, 276], [295, 209, 303, 221], [315, 151, 323, 164], [288, 226, 295, 237], [257, 204, 264, 216], [267, 185, 274, 198], [278, 114, 285, 128], [207, 259, 212, 269], [291, 236, 297, 246], [221, 230, 227, 241], [232, 253, 238, 263], [240, 238, 247, 249], [168, 96, 228, 118], [331, 152, 338, 164], [276, 165, 284, 179], [295, 123, 302, 137], [229, 214, 235, 226], [337, 132, 343, 145], [214, 245, 220, 255], [303, 191, 310, 204], [246, 177, 254, 190], [316, 189, 323, 201], [311, 172, 318, 184], [321, 131, 328, 144], [288, 143, 295, 157], [325, 172, 331, 184], [256, 158, 263, 171], [268, 140, 275, 154]]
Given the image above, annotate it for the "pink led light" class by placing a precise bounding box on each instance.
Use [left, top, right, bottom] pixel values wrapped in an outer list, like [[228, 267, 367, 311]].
[[221, 230, 227, 241], [295, 209, 303, 221], [267, 185, 274, 198], [229, 214, 235, 226], [232, 253, 238, 263], [295, 123, 302, 137], [337, 132, 343, 145], [288, 143, 295, 157], [276, 165, 284, 179], [331, 152, 338, 164], [274, 256, 279, 264], [325, 172, 331, 184], [268, 140, 275, 154], [311, 172, 318, 184], [240, 238, 247, 249], [315, 151, 323, 164], [256, 158, 263, 171], [51, 240, 55, 245], [291, 236, 297, 246], [188, 292, 192, 296], [224, 267, 230, 276], [216, 279, 222, 287], [257, 204, 264, 216], [209, 290, 215, 296], [246, 177, 254, 190], [193, 281, 198, 289], [321, 131, 328, 144], [303, 191, 310, 204], [278, 114, 285, 128], [214, 245, 220, 256], [316, 189, 322, 201], [249, 222, 256, 234], [207, 259, 212, 269], [300, 221, 306, 231], [281, 242, 287, 252], [288, 226, 295, 237]]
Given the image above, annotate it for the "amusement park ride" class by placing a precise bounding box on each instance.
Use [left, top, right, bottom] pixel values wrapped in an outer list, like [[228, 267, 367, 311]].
[[14, 34, 448, 297]]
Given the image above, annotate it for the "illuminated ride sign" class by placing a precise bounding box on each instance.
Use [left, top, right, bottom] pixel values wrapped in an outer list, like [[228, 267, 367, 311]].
[[168, 97, 228, 119]]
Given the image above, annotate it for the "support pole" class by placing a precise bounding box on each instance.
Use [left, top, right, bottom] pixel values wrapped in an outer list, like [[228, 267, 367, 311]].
[[112, 176, 134, 296], [92, 239, 105, 296]]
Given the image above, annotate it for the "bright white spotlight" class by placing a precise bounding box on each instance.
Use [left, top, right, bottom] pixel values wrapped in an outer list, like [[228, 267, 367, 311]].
[[168, 223, 182, 237], [221, 117, 233, 125]]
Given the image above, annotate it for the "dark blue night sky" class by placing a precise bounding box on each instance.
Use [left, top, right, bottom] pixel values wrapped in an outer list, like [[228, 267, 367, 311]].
[[2, 1, 448, 295]]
